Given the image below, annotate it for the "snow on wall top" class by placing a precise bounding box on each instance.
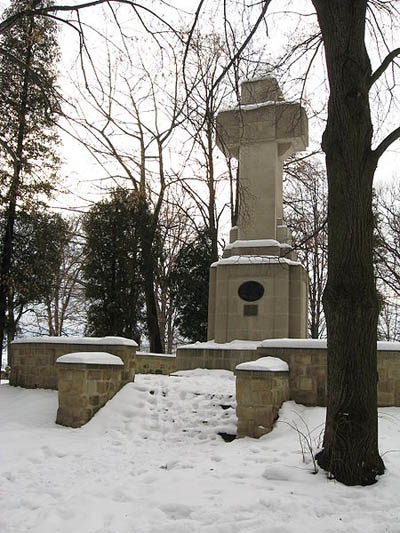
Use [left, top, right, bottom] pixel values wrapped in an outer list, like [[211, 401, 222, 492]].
[[56, 352, 124, 365], [225, 239, 281, 249], [260, 338, 327, 349], [260, 338, 400, 352], [241, 74, 275, 84], [136, 352, 176, 359], [179, 339, 261, 351], [11, 336, 138, 347], [378, 341, 400, 351], [219, 100, 282, 114], [211, 255, 302, 268], [236, 356, 289, 372]]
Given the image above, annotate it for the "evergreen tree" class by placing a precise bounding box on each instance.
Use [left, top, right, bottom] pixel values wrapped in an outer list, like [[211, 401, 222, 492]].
[[82, 189, 147, 344], [0, 0, 60, 372], [169, 229, 213, 342], [6, 208, 67, 343]]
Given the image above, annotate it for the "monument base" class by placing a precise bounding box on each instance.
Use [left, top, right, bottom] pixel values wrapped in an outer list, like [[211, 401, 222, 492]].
[[208, 254, 308, 343]]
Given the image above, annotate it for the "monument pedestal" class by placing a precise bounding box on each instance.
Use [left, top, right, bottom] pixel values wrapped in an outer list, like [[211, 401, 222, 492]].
[[208, 251, 308, 343]]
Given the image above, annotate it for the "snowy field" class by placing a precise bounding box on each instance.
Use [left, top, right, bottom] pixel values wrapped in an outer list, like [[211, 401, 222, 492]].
[[1, 370, 400, 533]]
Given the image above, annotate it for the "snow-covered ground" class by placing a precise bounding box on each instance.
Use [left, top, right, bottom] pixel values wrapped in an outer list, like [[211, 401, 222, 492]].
[[1, 370, 400, 532]]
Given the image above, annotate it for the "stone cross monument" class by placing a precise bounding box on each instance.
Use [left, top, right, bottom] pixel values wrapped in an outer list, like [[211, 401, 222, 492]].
[[207, 77, 309, 343]]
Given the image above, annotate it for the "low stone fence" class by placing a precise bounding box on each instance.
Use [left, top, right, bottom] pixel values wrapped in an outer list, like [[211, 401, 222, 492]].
[[136, 352, 176, 375], [9, 336, 137, 390], [176, 340, 261, 371], [56, 352, 123, 428], [235, 357, 289, 438], [258, 339, 400, 407]]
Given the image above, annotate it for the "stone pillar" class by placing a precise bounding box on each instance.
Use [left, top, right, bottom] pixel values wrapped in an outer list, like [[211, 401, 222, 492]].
[[56, 352, 124, 428], [235, 357, 289, 438]]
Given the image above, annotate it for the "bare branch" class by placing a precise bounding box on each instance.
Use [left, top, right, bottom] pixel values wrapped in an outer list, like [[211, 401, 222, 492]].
[[369, 47, 400, 88], [0, 1, 180, 36], [372, 125, 400, 161], [211, 0, 272, 93]]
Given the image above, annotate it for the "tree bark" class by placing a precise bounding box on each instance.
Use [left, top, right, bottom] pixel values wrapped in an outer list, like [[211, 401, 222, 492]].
[[311, 0, 385, 485]]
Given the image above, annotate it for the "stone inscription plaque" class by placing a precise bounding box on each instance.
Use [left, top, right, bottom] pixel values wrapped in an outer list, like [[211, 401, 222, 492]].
[[243, 305, 258, 316]]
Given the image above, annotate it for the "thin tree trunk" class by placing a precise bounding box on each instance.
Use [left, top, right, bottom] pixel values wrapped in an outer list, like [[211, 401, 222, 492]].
[[206, 118, 219, 263], [142, 245, 163, 353], [0, 20, 33, 376], [138, 195, 163, 353], [312, 0, 384, 485]]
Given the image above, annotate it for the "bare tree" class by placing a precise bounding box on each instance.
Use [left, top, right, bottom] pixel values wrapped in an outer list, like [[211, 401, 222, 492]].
[[284, 157, 327, 339], [178, 28, 271, 262], [375, 183, 400, 341], [155, 195, 195, 353], [67, 30, 190, 352], [43, 217, 86, 336]]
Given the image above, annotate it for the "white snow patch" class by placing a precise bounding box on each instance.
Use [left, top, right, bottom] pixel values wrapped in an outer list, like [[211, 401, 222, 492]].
[[137, 352, 176, 359], [211, 255, 302, 268], [260, 338, 400, 352], [1, 375, 400, 533], [236, 357, 289, 372], [11, 335, 138, 347], [260, 338, 327, 349], [56, 352, 124, 365], [241, 74, 276, 84], [219, 100, 295, 114], [377, 341, 400, 351], [225, 239, 281, 249], [178, 339, 261, 351]]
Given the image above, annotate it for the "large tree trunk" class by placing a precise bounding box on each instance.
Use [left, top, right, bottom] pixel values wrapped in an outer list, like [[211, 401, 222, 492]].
[[312, 0, 385, 485]]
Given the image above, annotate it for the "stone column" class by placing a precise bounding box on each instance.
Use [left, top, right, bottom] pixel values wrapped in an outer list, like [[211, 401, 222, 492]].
[[216, 77, 308, 243]]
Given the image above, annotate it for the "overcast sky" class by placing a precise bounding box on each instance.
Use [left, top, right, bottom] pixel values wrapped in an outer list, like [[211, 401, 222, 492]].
[[2, 0, 399, 221]]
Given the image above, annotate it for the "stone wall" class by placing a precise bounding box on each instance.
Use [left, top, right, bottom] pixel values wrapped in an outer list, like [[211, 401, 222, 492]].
[[9, 337, 137, 390], [56, 354, 123, 428], [257, 340, 400, 407], [136, 352, 176, 375], [176, 341, 260, 372], [257, 345, 327, 406], [235, 360, 289, 438]]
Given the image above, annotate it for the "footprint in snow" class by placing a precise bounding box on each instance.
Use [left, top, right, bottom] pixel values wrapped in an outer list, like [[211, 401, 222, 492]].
[[20, 498, 40, 511], [160, 503, 193, 519], [262, 465, 290, 481], [112, 488, 132, 503]]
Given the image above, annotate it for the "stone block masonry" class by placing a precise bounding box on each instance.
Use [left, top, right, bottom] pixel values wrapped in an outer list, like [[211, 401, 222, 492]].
[[136, 352, 176, 375], [9, 336, 137, 390], [235, 357, 289, 438], [176, 339, 261, 372], [258, 339, 400, 407], [56, 352, 123, 428]]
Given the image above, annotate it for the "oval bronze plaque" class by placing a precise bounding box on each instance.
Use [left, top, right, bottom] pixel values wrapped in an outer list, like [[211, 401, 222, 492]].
[[238, 281, 264, 302]]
